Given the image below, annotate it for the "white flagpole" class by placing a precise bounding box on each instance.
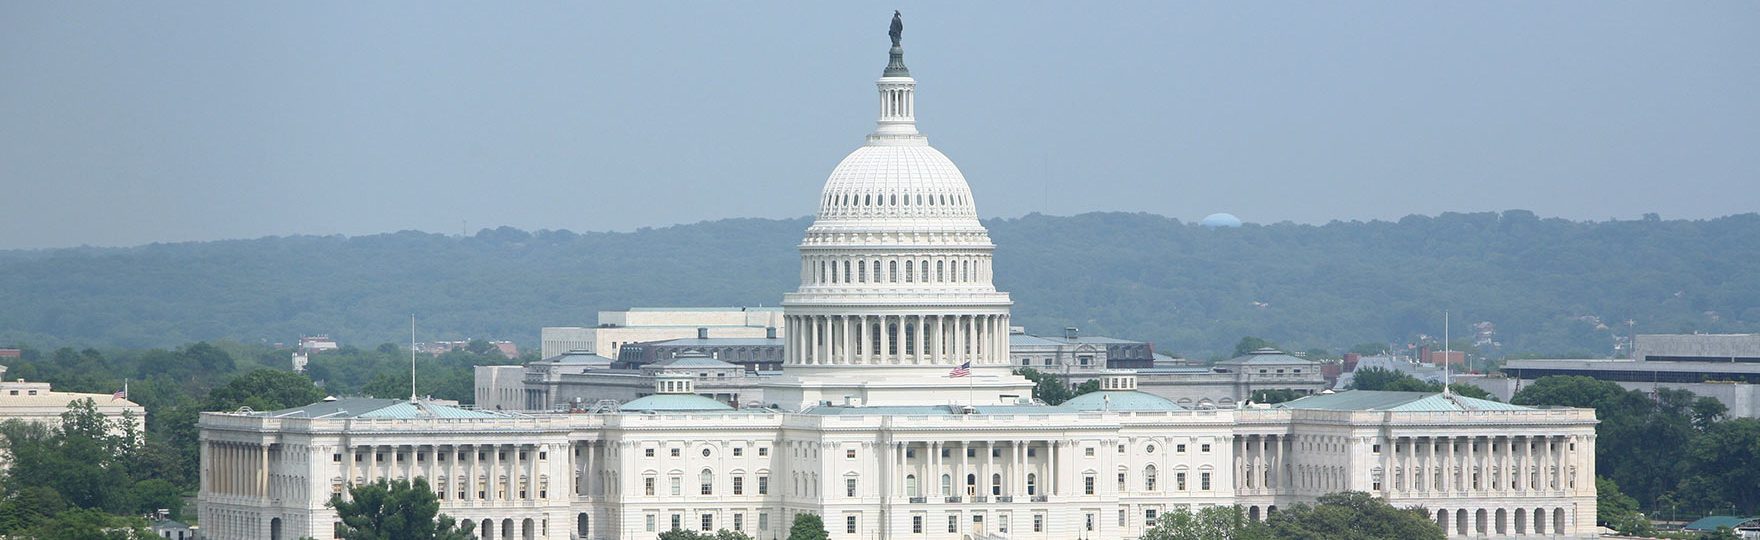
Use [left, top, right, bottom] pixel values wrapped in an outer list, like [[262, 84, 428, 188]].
[[410, 314, 418, 401], [1443, 310, 1451, 395]]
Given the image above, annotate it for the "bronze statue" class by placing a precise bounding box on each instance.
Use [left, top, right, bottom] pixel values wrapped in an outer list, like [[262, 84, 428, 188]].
[[889, 10, 903, 47]]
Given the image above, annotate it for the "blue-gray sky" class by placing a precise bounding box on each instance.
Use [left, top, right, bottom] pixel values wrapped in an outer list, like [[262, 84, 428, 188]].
[[2, 2, 1755, 249]]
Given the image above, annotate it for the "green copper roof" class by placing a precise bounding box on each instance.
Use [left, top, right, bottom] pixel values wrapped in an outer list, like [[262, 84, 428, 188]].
[[1683, 516, 1760, 531], [620, 394, 734, 412], [1062, 391, 1186, 412], [1275, 390, 1529, 412]]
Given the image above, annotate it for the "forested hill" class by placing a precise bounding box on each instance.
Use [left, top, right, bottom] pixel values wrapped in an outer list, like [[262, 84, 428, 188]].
[[3, 211, 1757, 358]]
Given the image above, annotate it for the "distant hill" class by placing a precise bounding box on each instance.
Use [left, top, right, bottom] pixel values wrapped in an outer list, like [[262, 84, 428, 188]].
[[3, 211, 1757, 359]]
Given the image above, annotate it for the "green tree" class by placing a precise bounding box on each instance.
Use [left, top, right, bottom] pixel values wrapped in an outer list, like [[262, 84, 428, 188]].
[[1261, 491, 1445, 540], [1142, 505, 1272, 540], [127, 479, 185, 521], [1680, 418, 1760, 512], [786, 513, 828, 540], [329, 478, 475, 540], [207, 369, 326, 412], [1016, 368, 1072, 405], [1233, 337, 1278, 357], [0, 486, 67, 534], [1596, 476, 1653, 535], [23, 508, 151, 540], [658, 530, 751, 540]]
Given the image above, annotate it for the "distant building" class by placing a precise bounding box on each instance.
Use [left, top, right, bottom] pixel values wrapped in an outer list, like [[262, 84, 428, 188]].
[[616, 328, 784, 372], [540, 307, 785, 359], [298, 335, 339, 353], [150, 517, 196, 540], [0, 349, 20, 359], [1008, 327, 1156, 374], [0, 366, 145, 469], [1496, 333, 1760, 417]]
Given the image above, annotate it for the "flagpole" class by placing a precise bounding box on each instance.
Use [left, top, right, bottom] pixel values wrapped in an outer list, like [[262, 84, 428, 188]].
[[1443, 310, 1451, 396]]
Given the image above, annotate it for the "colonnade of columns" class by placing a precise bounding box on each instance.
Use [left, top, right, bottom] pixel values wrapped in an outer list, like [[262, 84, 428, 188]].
[[1380, 434, 1590, 496], [204, 440, 269, 497], [886, 440, 1066, 501], [786, 313, 1009, 366], [311, 442, 569, 505], [881, 86, 913, 120], [1232, 434, 1288, 493]]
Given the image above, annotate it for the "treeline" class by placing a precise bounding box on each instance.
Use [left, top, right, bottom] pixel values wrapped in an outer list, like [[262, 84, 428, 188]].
[[2, 211, 1757, 358]]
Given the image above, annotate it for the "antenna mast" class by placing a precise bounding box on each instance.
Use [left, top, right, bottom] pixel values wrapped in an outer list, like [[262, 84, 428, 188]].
[[410, 314, 418, 401], [1443, 310, 1451, 395]]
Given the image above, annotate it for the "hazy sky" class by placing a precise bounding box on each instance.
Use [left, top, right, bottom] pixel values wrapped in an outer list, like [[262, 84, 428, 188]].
[[2, 2, 1755, 249]]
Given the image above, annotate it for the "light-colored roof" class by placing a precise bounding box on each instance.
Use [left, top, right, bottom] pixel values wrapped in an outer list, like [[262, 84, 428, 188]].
[[1061, 391, 1186, 412], [801, 404, 1058, 416], [0, 391, 142, 410], [1217, 348, 1319, 366], [640, 338, 783, 348], [619, 394, 734, 412], [259, 398, 505, 419], [653, 355, 740, 369], [540, 351, 615, 365], [1276, 390, 1529, 412]]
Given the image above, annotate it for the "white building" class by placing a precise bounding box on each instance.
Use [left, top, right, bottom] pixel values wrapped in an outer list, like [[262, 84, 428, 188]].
[[200, 20, 1599, 540], [0, 366, 146, 468], [541, 308, 786, 360]]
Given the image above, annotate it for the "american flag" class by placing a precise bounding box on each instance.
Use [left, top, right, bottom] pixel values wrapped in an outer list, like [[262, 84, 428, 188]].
[[111, 390, 127, 401], [948, 362, 970, 378]]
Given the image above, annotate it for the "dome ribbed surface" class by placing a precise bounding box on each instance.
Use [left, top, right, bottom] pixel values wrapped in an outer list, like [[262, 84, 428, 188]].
[[816, 145, 978, 221]]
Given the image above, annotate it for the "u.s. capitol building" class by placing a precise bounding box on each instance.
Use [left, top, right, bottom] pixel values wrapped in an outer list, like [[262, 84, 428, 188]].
[[199, 19, 1599, 540]]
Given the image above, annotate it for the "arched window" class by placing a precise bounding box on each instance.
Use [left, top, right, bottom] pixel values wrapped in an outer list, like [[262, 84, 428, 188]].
[[872, 260, 880, 282], [940, 474, 952, 496], [889, 261, 898, 283], [700, 469, 714, 495], [858, 261, 866, 283], [1145, 465, 1158, 491], [843, 260, 851, 283], [906, 474, 918, 497], [936, 260, 945, 282], [991, 473, 1002, 496], [965, 474, 977, 496], [905, 260, 913, 282], [1026, 473, 1037, 495]]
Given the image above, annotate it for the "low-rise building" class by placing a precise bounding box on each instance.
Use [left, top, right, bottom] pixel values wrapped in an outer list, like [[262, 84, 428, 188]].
[[540, 308, 786, 360], [1496, 333, 1760, 417], [0, 366, 146, 468]]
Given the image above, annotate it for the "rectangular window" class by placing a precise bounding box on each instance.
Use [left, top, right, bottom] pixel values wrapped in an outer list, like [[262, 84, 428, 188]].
[[645, 448, 655, 457], [1201, 443, 1212, 453], [671, 448, 681, 457], [759, 513, 769, 531], [1119, 509, 1126, 527], [847, 478, 858, 497], [702, 476, 714, 495], [332, 454, 341, 462], [1146, 509, 1158, 527], [847, 449, 858, 459], [998, 515, 1008, 533], [733, 447, 743, 457], [671, 514, 681, 531], [1085, 513, 1095, 531], [645, 514, 656, 532], [671, 477, 681, 496], [1176, 472, 1187, 491], [948, 515, 959, 533], [912, 516, 923, 534], [701, 514, 713, 531], [1033, 514, 1044, 532], [1118, 444, 1126, 454], [1085, 447, 1096, 457], [1084, 475, 1096, 495], [645, 478, 656, 496], [1118, 472, 1127, 491], [1373, 444, 1382, 453], [733, 476, 744, 495], [1201, 472, 1212, 491], [759, 447, 769, 457], [733, 514, 743, 531], [759, 476, 769, 495], [846, 515, 857, 534]]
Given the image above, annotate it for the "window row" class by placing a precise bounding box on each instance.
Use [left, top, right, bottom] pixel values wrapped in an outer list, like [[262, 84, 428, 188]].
[[807, 255, 988, 285]]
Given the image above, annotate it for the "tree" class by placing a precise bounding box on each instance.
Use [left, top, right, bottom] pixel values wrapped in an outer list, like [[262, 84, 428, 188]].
[[329, 478, 475, 540], [1261, 491, 1445, 540], [1017, 368, 1071, 405], [23, 508, 151, 540], [1142, 505, 1272, 540], [206, 369, 326, 412], [1233, 337, 1278, 357], [786, 513, 828, 540], [1680, 418, 1760, 512], [1596, 476, 1653, 535]]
